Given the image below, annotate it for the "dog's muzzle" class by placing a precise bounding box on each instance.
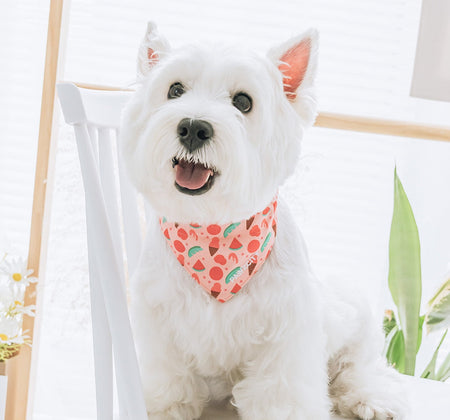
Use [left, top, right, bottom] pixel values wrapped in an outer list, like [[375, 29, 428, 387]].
[[177, 118, 213, 152]]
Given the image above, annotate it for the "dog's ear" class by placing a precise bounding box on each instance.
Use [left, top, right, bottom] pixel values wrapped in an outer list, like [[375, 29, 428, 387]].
[[137, 22, 171, 79], [268, 29, 318, 101], [268, 29, 318, 125]]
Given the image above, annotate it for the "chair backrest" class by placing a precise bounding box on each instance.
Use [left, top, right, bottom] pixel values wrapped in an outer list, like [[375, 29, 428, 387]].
[[57, 83, 142, 275], [57, 82, 147, 420]]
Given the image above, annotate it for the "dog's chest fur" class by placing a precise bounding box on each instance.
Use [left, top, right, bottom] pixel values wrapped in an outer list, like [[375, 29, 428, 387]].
[[130, 200, 321, 377]]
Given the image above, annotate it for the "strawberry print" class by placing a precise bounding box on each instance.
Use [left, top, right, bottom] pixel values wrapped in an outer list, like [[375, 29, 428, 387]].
[[248, 240, 260, 253], [207, 224, 221, 235], [174, 240, 185, 253], [249, 225, 261, 237], [160, 197, 277, 302], [214, 254, 227, 265], [177, 228, 188, 240]]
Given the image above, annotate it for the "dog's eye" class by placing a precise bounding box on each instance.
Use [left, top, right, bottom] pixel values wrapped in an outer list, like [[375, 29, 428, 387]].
[[168, 82, 185, 99], [232, 92, 252, 113]]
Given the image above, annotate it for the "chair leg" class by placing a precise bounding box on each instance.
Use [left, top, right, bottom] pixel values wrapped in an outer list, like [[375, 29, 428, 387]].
[[87, 216, 114, 420], [114, 353, 130, 420]]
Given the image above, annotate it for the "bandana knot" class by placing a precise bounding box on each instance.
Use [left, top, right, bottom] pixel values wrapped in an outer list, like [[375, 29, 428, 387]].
[[160, 198, 277, 302]]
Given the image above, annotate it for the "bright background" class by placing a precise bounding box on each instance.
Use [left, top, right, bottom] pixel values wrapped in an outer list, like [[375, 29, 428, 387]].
[[1, 1, 449, 419]]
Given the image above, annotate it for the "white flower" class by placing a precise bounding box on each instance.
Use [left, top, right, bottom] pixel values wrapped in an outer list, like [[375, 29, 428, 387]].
[[10, 302, 35, 317], [0, 257, 37, 287], [0, 284, 15, 311], [0, 317, 21, 344]]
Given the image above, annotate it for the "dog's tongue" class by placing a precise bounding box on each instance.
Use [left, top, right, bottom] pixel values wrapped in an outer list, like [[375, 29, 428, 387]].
[[176, 160, 212, 190]]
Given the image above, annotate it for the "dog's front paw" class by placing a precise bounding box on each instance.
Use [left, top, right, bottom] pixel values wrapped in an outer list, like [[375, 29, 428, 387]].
[[147, 402, 203, 420], [332, 393, 408, 420]]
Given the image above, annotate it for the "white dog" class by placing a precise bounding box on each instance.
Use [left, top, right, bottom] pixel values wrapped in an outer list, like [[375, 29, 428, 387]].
[[121, 22, 408, 420]]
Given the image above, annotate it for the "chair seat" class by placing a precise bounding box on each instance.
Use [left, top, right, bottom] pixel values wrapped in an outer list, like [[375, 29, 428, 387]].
[[200, 376, 450, 419]]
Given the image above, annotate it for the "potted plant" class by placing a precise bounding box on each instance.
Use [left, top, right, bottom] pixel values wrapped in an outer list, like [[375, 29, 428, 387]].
[[384, 168, 450, 381]]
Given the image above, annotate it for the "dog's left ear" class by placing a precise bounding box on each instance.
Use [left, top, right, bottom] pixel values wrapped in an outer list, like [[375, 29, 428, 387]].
[[268, 29, 318, 104], [137, 22, 171, 79]]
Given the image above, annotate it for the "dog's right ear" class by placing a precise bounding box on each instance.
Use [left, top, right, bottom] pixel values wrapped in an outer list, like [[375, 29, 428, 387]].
[[137, 22, 171, 79]]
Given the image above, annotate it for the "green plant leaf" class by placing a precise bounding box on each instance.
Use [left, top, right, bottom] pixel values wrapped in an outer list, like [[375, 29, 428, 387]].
[[386, 327, 406, 373], [384, 323, 398, 356], [421, 330, 447, 380], [425, 276, 450, 334], [388, 168, 422, 375], [383, 309, 397, 337], [436, 347, 450, 382], [417, 315, 425, 354]]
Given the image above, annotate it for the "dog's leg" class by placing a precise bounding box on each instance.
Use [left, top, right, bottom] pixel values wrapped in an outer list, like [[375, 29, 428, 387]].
[[328, 332, 409, 420], [131, 301, 209, 420], [232, 331, 331, 420], [138, 339, 209, 420], [323, 282, 410, 420]]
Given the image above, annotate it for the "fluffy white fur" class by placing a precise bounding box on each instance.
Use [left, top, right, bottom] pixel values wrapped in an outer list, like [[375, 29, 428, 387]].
[[121, 23, 408, 420]]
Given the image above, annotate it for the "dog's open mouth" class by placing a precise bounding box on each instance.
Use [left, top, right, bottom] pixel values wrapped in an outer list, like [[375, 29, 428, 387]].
[[172, 157, 216, 195]]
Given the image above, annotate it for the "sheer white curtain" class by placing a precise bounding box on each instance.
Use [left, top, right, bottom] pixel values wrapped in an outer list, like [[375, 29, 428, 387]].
[[0, 1, 49, 255], [1, 1, 449, 419]]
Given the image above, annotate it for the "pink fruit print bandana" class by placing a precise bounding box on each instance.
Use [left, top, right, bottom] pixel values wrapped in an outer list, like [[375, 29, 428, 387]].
[[160, 198, 277, 302]]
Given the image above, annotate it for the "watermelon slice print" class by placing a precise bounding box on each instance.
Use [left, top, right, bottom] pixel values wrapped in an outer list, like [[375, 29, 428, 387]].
[[193, 260, 206, 272], [225, 267, 242, 284], [188, 246, 203, 257], [260, 232, 272, 252], [231, 283, 241, 294], [224, 222, 240, 238], [229, 238, 243, 250]]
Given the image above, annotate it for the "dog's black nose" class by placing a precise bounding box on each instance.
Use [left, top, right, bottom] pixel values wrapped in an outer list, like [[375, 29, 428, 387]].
[[177, 119, 213, 152]]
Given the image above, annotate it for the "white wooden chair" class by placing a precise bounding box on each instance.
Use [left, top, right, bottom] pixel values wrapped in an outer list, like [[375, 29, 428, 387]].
[[57, 82, 450, 420], [57, 82, 147, 420]]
